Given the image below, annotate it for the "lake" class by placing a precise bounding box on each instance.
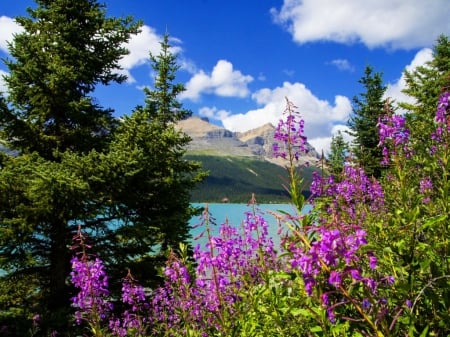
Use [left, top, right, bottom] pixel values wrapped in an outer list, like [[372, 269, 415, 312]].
[[189, 203, 311, 248]]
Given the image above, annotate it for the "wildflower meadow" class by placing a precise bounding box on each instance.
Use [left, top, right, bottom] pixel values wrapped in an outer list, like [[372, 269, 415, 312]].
[[44, 95, 449, 336]]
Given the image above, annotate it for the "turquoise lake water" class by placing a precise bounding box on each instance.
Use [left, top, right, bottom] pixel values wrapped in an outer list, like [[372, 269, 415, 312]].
[[189, 203, 311, 248]]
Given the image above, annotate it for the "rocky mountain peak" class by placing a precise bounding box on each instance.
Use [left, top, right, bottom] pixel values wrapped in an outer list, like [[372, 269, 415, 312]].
[[176, 117, 320, 166]]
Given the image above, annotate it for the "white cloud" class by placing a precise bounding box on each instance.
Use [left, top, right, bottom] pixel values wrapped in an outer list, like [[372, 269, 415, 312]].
[[220, 81, 352, 154], [385, 48, 434, 107], [119, 25, 164, 83], [309, 125, 354, 157], [329, 59, 355, 72], [0, 69, 8, 93], [181, 60, 253, 101], [198, 106, 231, 121], [0, 16, 23, 53], [271, 0, 450, 49]]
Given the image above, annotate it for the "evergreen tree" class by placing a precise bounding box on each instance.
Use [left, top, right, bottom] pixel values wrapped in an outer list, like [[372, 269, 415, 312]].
[[0, 0, 141, 333], [347, 66, 389, 178], [0, 6, 206, 332], [0, 0, 140, 159], [122, 33, 206, 255], [101, 33, 208, 280], [327, 131, 348, 179], [400, 35, 450, 150]]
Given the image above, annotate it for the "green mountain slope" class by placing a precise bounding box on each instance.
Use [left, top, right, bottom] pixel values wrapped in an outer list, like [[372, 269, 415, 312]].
[[186, 154, 318, 203]]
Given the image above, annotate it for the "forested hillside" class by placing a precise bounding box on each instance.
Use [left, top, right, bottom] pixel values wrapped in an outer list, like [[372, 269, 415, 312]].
[[187, 154, 318, 203]]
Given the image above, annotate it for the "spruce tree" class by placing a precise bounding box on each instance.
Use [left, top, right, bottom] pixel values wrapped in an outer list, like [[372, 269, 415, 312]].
[[327, 131, 348, 179], [111, 33, 207, 259], [347, 66, 389, 178], [1, 0, 140, 159], [0, 0, 141, 333], [400, 35, 450, 151]]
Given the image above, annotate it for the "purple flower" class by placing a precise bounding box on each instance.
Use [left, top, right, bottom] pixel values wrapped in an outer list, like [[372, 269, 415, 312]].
[[329, 270, 342, 287], [378, 114, 410, 164], [70, 255, 112, 325], [419, 178, 433, 194], [362, 298, 371, 310], [368, 253, 377, 269], [327, 307, 336, 324], [272, 98, 308, 161], [349, 268, 363, 281], [321, 293, 329, 306], [436, 91, 449, 125]]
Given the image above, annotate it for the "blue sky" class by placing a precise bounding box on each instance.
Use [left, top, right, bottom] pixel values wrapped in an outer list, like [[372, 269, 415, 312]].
[[1, 1, 449, 153]]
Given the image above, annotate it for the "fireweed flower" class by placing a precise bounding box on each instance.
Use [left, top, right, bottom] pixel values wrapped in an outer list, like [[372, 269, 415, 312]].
[[289, 165, 394, 329], [378, 114, 411, 165], [109, 271, 149, 337], [70, 255, 112, 325], [435, 91, 450, 126], [431, 91, 450, 145], [272, 98, 308, 161], [151, 203, 280, 335], [419, 177, 433, 204], [311, 165, 385, 221]]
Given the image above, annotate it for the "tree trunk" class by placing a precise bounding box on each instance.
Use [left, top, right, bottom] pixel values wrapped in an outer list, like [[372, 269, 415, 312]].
[[48, 219, 70, 313]]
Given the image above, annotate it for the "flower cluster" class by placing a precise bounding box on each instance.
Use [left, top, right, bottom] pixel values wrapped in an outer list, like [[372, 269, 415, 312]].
[[378, 114, 411, 165], [311, 165, 385, 220], [150, 204, 279, 334], [70, 256, 112, 325], [109, 272, 149, 336], [419, 177, 433, 204], [70, 226, 112, 327], [66, 97, 439, 336], [431, 91, 450, 147], [296, 165, 393, 325], [435, 91, 450, 126], [272, 98, 308, 161]]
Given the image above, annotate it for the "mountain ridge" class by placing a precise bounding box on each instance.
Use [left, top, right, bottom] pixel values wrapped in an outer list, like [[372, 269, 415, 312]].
[[176, 116, 320, 167]]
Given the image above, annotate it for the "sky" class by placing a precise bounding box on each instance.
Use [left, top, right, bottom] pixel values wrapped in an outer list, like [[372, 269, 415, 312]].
[[1, 1, 449, 154]]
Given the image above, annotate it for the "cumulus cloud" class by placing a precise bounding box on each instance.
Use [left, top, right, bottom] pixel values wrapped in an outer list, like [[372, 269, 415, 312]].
[[0, 16, 23, 53], [0, 18, 165, 84], [220, 81, 352, 154], [329, 59, 355, 72], [180, 60, 253, 101], [118, 25, 165, 83], [198, 106, 232, 121], [271, 0, 450, 49], [385, 48, 434, 107]]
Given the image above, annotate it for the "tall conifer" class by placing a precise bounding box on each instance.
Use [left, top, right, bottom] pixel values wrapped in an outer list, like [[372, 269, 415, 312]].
[[401, 35, 450, 151], [0, 0, 140, 332], [348, 66, 388, 178]]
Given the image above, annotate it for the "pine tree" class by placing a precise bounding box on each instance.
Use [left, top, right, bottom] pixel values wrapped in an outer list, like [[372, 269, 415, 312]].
[[400, 35, 450, 150], [112, 33, 207, 258], [327, 131, 348, 179], [1, 0, 140, 159], [347, 66, 389, 178], [0, 11, 206, 333], [0, 0, 141, 333]]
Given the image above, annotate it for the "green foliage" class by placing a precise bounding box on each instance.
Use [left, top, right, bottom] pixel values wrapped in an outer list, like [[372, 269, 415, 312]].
[[327, 131, 349, 179], [0, 1, 205, 334], [0, 0, 141, 329], [0, 0, 141, 159], [145, 33, 191, 123], [347, 65, 389, 178], [400, 35, 450, 155]]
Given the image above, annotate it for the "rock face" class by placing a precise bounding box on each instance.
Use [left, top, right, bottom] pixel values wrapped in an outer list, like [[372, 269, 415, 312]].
[[176, 117, 320, 166]]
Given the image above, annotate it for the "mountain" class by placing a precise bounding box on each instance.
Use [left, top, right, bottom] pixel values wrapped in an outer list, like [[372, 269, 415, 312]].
[[176, 117, 320, 166], [176, 117, 322, 203]]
